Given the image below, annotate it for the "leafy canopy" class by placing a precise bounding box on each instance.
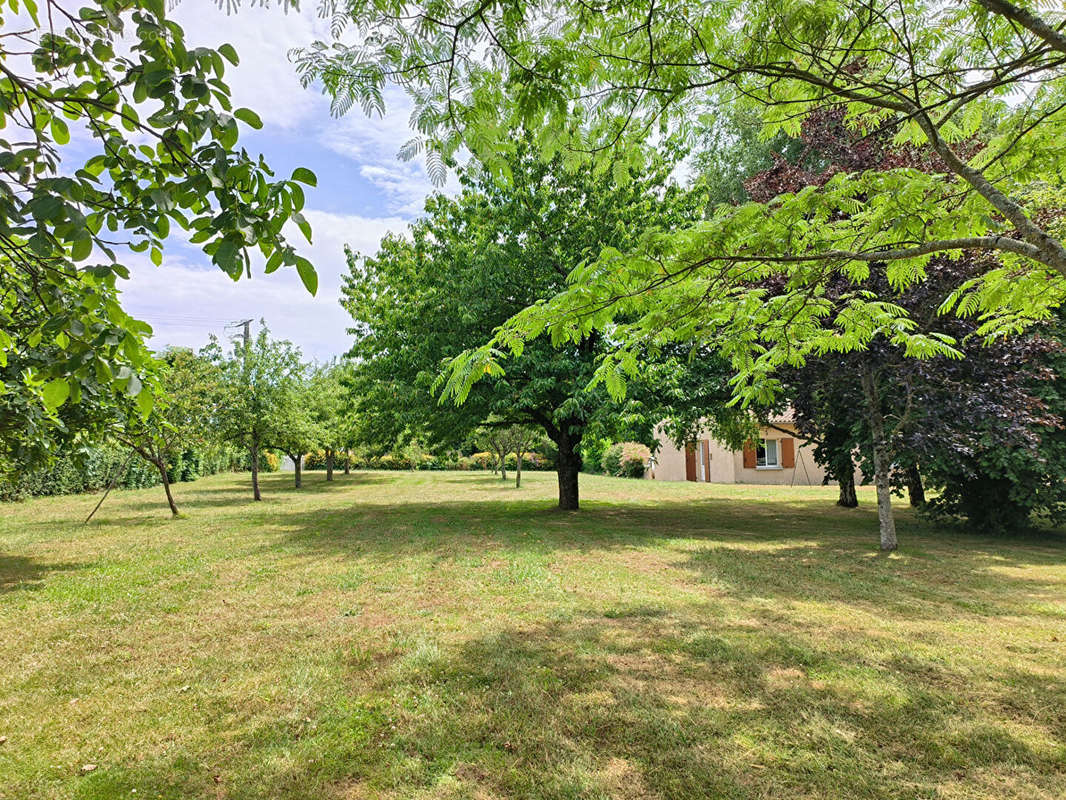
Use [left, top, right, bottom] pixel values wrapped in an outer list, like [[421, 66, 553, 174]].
[[1, 0, 318, 443], [301, 0, 1066, 402]]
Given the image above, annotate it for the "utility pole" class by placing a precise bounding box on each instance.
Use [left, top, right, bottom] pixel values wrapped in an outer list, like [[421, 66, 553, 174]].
[[234, 318, 252, 350]]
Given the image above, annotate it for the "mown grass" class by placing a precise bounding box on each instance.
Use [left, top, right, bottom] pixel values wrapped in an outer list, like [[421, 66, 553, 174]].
[[1, 470, 1065, 799]]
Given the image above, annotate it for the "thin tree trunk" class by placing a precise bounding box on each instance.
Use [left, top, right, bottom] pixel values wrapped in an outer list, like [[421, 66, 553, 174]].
[[344, 449, 351, 475], [836, 454, 858, 508], [498, 448, 507, 481], [158, 461, 180, 517], [326, 449, 334, 482], [515, 449, 523, 488], [906, 464, 926, 507], [250, 443, 261, 501], [293, 454, 302, 488], [555, 434, 581, 511], [861, 366, 897, 551], [84, 448, 137, 524]]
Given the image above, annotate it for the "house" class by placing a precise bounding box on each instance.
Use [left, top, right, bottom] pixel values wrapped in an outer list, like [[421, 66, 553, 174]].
[[647, 412, 830, 486]]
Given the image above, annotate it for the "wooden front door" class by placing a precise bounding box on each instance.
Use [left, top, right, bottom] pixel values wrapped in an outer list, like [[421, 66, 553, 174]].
[[685, 442, 697, 481]]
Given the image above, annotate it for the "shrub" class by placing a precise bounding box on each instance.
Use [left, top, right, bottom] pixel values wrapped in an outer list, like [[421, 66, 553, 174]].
[[600, 443, 623, 476], [601, 442, 651, 478], [582, 437, 611, 474], [504, 452, 547, 470], [242, 449, 280, 473], [470, 451, 497, 470], [376, 453, 410, 470]]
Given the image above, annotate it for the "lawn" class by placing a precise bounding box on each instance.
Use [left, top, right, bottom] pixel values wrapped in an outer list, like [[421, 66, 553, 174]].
[[1, 470, 1065, 799]]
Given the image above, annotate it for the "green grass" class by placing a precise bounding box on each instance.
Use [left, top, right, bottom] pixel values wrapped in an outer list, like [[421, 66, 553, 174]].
[[2, 470, 1065, 799]]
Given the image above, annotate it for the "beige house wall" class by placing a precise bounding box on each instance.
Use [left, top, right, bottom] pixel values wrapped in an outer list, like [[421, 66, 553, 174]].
[[647, 421, 831, 487]]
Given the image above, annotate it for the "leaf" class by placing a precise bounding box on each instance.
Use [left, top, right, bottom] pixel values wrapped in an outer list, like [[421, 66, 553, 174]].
[[295, 256, 318, 296], [135, 387, 154, 417], [234, 107, 263, 130], [71, 237, 92, 261], [292, 211, 312, 243], [218, 43, 239, 66], [126, 372, 143, 397], [291, 167, 317, 187], [42, 379, 71, 409], [50, 116, 70, 145]]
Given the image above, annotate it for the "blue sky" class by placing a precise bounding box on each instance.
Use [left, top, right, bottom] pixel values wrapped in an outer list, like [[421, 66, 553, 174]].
[[118, 3, 456, 361]]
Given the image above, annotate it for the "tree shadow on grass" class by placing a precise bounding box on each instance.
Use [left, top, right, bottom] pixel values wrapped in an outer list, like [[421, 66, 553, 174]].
[[0, 552, 82, 594], [73, 609, 1066, 800]]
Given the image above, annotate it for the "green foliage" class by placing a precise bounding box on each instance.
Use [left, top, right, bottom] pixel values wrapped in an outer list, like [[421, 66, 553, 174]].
[[0, 441, 243, 502], [304, 0, 1066, 404], [342, 141, 705, 505], [600, 442, 652, 479], [921, 320, 1066, 533], [204, 323, 303, 454], [581, 437, 611, 475], [248, 450, 281, 473], [1, 1, 316, 465]]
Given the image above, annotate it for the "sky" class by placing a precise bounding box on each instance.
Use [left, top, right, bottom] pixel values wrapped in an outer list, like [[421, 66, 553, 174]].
[[119, 3, 456, 361]]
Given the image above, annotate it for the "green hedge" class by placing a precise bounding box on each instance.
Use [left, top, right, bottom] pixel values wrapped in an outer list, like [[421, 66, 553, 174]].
[[301, 449, 554, 472], [1, 443, 249, 502]]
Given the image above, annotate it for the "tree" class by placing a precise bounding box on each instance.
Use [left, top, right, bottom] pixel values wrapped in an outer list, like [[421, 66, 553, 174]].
[[472, 422, 542, 486], [343, 145, 705, 509], [507, 426, 543, 489], [308, 363, 352, 482], [2, 1, 317, 463], [474, 425, 511, 482], [273, 367, 320, 489], [204, 322, 302, 501], [109, 348, 221, 516], [301, 0, 1066, 399], [780, 258, 1063, 543]]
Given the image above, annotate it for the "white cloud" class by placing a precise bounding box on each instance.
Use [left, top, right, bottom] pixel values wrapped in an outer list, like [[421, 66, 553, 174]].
[[120, 210, 408, 361], [319, 88, 462, 214]]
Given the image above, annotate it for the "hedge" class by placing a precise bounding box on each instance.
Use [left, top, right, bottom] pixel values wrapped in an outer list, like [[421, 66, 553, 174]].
[[1, 443, 257, 502], [301, 449, 553, 472]]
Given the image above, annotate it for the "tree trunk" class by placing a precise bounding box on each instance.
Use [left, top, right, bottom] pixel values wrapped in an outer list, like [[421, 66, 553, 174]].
[[344, 448, 350, 475], [515, 449, 523, 488], [906, 464, 926, 507], [250, 443, 261, 501], [326, 449, 334, 482], [498, 449, 507, 481], [157, 460, 180, 517], [836, 455, 858, 508], [861, 366, 897, 551], [293, 454, 302, 488], [555, 433, 581, 511]]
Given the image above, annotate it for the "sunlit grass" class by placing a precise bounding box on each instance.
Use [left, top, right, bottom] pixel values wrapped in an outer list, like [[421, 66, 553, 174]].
[[2, 470, 1065, 799]]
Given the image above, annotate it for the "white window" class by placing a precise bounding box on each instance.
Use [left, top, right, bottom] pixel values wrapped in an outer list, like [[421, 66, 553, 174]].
[[756, 438, 779, 468]]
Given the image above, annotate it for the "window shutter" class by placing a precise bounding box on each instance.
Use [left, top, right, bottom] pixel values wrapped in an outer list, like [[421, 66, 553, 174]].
[[781, 437, 795, 468], [742, 443, 756, 469]]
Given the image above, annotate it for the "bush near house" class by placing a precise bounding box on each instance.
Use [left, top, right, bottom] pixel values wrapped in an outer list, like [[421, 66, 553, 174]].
[[601, 442, 652, 478], [582, 437, 612, 474]]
